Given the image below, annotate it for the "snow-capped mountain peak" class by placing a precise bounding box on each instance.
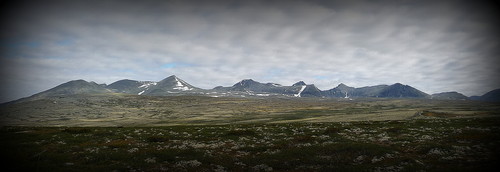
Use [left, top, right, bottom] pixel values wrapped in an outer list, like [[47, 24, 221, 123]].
[[173, 77, 193, 91]]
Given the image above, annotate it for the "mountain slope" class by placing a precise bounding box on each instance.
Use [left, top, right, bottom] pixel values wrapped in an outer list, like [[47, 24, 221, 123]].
[[431, 92, 468, 100], [21, 80, 112, 101], [142, 75, 200, 96], [218, 79, 286, 94], [323, 84, 389, 98], [298, 84, 323, 97], [477, 89, 500, 102], [323, 83, 356, 98], [212, 79, 322, 97], [378, 83, 429, 98], [351, 85, 389, 97], [106, 79, 157, 95], [322, 83, 428, 98]]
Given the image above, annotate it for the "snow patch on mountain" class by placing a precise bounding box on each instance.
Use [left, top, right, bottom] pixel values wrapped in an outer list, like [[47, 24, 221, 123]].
[[138, 90, 145, 95], [138, 82, 157, 88], [137, 82, 157, 95], [173, 77, 193, 91], [294, 85, 307, 97]]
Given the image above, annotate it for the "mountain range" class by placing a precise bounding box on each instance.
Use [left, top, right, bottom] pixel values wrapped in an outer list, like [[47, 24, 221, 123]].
[[10, 75, 500, 103], [106, 75, 201, 96]]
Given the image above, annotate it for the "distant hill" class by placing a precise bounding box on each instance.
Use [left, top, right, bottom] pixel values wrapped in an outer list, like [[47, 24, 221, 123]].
[[322, 83, 427, 98], [16, 80, 112, 102], [351, 85, 389, 97], [106, 79, 157, 95], [474, 89, 500, 102], [378, 83, 429, 98], [431, 92, 468, 100], [322, 83, 356, 98], [228, 79, 282, 93]]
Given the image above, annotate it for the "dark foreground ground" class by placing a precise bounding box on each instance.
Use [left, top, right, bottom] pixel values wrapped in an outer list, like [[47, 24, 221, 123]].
[[2, 117, 500, 172]]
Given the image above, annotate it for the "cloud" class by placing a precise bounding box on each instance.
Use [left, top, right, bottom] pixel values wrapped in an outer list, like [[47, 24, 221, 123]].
[[1, 0, 499, 102]]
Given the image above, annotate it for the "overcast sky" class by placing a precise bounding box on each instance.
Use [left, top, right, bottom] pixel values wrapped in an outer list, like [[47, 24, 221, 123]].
[[1, 0, 499, 102]]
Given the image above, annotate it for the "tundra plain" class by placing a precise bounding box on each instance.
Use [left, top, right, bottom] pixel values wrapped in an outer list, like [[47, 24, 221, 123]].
[[1, 94, 499, 126], [1, 95, 499, 171]]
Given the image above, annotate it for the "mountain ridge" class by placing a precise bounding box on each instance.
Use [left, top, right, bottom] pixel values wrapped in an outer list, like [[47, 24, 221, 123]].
[[7, 75, 500, 103]]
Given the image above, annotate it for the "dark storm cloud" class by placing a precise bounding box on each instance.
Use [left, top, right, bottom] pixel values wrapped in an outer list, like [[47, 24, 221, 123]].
[[1, 0, 499, 102]]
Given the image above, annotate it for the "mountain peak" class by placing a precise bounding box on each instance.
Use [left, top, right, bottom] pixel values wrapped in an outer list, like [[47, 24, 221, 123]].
[[379, 83, 428, 98], [161, 75, 178, 81], [393, 83, 405, 87], [106, 79, 157, 94], [336, 83, 353, 89], [158, 75, 195, 89], [241, 79, 255, 83], [431, 91, 468, 100], [293, 81, 306, 86], [24, 79, 111, 101], [234, 79, 259, 87], [67, 79, 89, 84], [61, 79, 103, 87]]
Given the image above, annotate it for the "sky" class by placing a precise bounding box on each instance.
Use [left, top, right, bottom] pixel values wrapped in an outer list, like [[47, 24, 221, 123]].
[[1, 0, 499, 103]]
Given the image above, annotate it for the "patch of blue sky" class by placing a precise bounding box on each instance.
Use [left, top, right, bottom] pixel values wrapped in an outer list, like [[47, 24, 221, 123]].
[[267, 69, 283, 76], [1, 39, 44, 59], [314, 75, 327, 80], [262, 69, 283, 80], [161, 62, 194, 69]]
